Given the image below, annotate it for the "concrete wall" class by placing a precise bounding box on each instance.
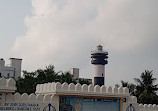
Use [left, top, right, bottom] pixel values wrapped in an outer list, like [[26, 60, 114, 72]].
[[35, 82, 130, 96], [138, 104, 158, 111], [35, 82, 158, 111], [0, 77, 158, 111], [0, 77, 59, 111]]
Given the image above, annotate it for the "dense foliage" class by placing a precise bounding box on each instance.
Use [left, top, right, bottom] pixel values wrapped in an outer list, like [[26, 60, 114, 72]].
[[16, 65, 91, 94], [116, 70, 158, 104]]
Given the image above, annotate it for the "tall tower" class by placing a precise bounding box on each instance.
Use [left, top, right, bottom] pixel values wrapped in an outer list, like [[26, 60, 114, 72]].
[[91, 45, 108, 86]]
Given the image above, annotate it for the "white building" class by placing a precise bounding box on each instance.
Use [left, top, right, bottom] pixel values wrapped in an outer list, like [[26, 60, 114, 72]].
[[0, 58, 22, 79], [69, 68, 79, 79], [69, 68, 92, 83]]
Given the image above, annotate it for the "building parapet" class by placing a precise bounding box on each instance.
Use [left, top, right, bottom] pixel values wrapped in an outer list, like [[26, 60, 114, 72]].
[[35, 82, 130, 97], [0, 77, 16, 93], [1, 78, 158, 111], [1, 92, 56, 103], [138, 104, 158, 111]]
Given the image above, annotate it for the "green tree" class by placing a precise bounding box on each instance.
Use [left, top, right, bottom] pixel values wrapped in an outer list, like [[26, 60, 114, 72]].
[[36, 65, 57, 83], [134, 70, 158, 104], [78, 79, 91, 85], [16, 65, 57, 94], [16, 64, 92, 94], [16, 65, 92, 94], [59, 72, 75, 84], [16, 71, 36, 94], [115, 80, 136, 96]]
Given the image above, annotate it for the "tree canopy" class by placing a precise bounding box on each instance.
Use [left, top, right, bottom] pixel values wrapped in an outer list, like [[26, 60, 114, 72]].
[[116, 70, 158, 104], [134, 70, 158, 104], [16, 65, 91, 94]]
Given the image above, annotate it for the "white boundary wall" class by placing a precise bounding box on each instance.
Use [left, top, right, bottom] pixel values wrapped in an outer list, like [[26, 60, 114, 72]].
[[0, 77, 158, 111]]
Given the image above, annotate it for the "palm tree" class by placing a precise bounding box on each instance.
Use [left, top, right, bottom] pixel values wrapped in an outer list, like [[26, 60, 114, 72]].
[[115, 80, 136, 96], [134, 70, 158, 104]]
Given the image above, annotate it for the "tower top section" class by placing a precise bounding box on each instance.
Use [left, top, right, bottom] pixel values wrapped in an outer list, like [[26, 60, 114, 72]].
[[91, 45, 108, 65], [91, 45, 108, 55], [97, 45, 102, 50]]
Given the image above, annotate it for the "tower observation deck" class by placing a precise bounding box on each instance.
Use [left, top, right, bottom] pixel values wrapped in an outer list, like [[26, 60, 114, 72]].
[[91, 45, 108, 86]]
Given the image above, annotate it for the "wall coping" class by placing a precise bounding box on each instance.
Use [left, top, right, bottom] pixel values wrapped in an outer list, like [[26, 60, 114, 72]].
[[0, 77, 16, 93]]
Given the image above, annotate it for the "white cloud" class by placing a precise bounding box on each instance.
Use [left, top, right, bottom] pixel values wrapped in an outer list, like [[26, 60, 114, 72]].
[[12, 0, 158, 85]]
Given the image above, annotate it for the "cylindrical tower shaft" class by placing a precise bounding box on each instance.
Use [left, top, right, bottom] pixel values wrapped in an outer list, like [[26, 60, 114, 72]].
[[91, 45, 108, 86]]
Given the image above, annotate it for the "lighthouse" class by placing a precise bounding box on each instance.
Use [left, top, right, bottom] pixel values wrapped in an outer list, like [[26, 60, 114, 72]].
[[91, 45, 108, 86]]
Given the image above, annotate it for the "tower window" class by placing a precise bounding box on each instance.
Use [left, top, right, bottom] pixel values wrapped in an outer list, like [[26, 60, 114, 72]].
[[0, 72, 1, 77], [7, 73, 10, 78]]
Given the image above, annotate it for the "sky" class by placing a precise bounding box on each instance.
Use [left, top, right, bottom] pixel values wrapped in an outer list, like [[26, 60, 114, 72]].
[[0, 0, 158, 86]]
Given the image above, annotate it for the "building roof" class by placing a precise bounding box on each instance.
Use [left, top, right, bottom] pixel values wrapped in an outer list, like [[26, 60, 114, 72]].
[[9, 58, 22, 60]]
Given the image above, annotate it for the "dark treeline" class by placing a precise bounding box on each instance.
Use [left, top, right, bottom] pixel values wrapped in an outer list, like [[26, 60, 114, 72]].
[[16, 65, 90, 94], [115, 70, 158, 104]]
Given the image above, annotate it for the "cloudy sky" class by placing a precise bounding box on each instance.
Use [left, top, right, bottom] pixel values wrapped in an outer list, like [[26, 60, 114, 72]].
[[1, 0, 158, 86]]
